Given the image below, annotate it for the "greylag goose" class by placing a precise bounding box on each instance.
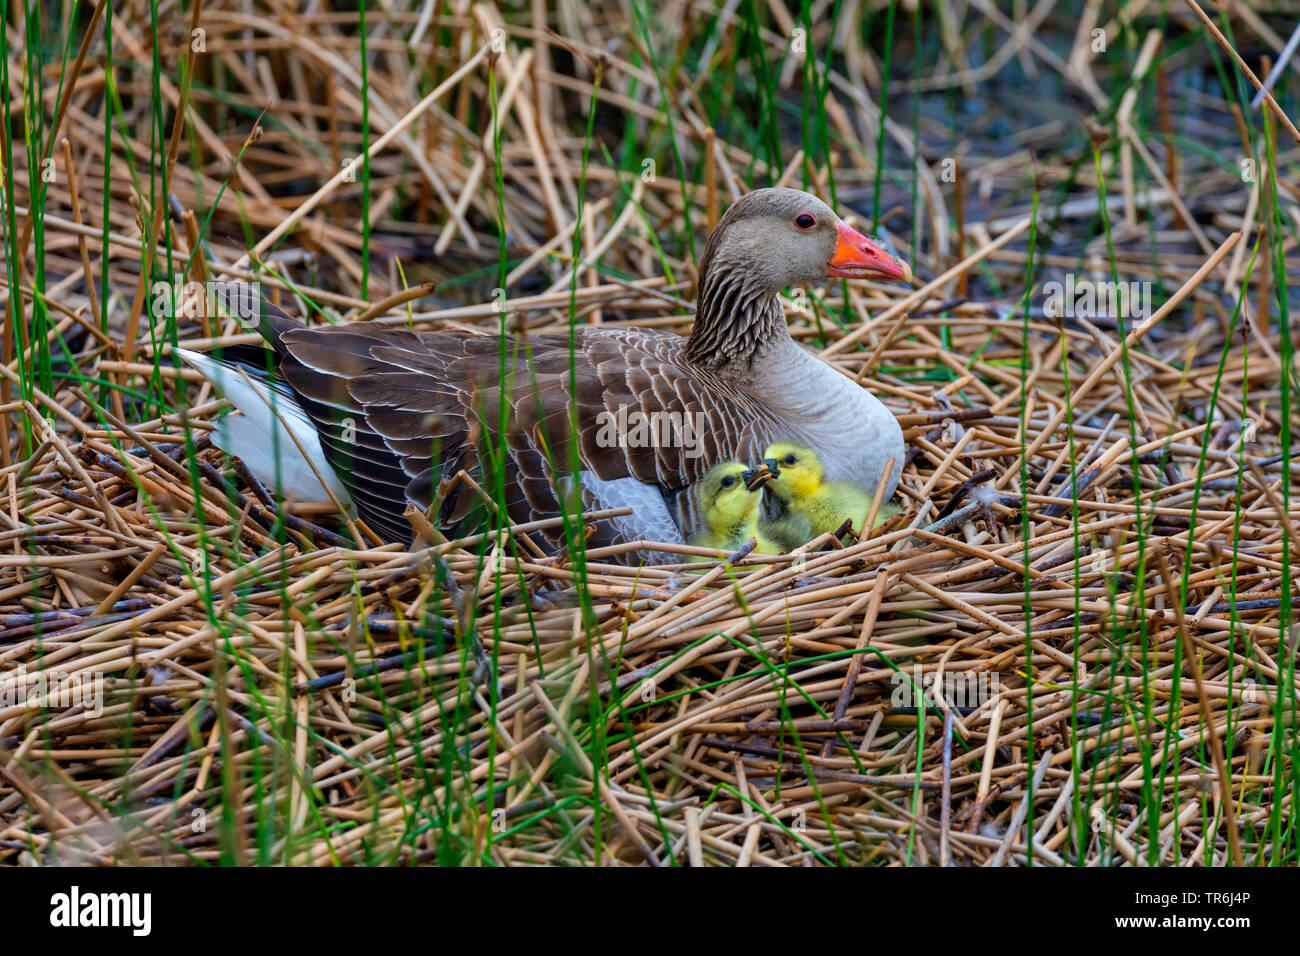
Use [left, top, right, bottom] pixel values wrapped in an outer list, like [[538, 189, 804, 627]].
[[179, 187, 911, 559]]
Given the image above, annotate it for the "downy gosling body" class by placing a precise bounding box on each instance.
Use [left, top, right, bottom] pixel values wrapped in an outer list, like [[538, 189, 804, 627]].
[[750, 441, 897, 551], [691, 462, 781, 556]]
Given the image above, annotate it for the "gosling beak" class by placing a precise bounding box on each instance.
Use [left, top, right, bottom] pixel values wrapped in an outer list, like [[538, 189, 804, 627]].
[[743, 463, 774, 492], [827, 221, 912, 284]]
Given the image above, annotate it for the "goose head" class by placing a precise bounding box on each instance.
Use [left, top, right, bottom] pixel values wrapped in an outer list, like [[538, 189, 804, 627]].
[[688, 188, 910, 369], [699, 188, 911, 294]]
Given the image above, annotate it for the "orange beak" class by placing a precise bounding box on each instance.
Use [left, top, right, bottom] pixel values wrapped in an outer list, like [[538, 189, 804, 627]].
[[827, 221, 913, 284]]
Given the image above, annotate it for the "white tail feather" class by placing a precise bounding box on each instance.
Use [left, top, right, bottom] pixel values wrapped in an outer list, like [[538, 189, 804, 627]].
[[176, 348, 352, 506]]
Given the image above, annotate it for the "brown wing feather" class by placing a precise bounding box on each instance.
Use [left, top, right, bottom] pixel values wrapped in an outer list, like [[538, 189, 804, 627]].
[[273, 322, 784, 549]]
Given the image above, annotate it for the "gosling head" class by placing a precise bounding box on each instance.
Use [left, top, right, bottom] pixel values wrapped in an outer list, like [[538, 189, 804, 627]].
[[698, 461, 762, 529], [756, 441, 823, 503]]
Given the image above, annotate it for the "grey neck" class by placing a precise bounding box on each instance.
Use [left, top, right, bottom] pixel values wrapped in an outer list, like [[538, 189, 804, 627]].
[[684, 278, 787, 373]]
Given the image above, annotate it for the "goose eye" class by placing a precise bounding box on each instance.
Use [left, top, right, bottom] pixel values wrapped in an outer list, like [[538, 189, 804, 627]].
[[721, 476, 735, 488], [784, 454, 797, 465], [794, 213, 817, 230]]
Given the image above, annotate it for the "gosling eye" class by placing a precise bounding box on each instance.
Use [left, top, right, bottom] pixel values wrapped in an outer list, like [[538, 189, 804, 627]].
[[783, 454, 798, 466], [720, 476, 735, 488], [794, 213, 817, 230]]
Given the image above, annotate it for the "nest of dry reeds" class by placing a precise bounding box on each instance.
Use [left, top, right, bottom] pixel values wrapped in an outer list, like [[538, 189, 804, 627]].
[[1, 1, 1297, 866]]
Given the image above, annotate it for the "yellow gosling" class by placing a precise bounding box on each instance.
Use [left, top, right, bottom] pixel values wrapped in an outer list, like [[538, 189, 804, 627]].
[[751, 440, 897, 551], [691, 461, 781, 557]]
